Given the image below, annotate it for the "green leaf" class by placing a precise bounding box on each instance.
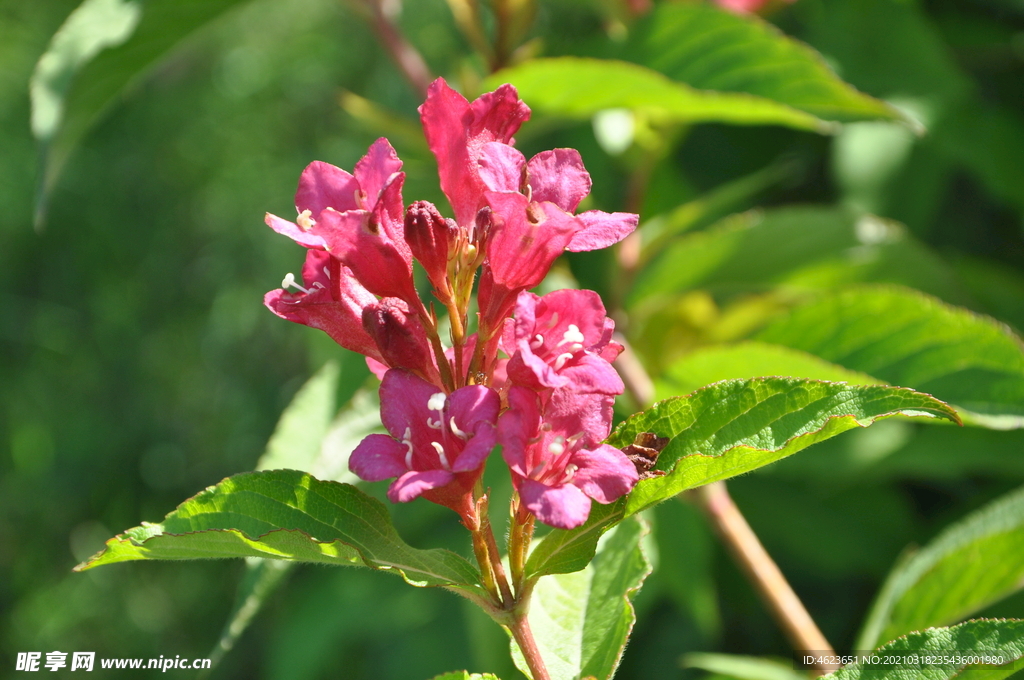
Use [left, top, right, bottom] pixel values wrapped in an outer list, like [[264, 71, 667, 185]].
[[429, 673, 501, 680], [683, 653, 808, 680], [483, 57, 836, 133], [757, 286, 1024, 429], [524, 500, 626, 580], [827, 619, 1024, 680], [512, 517, 652, 680], [606, 378, 960, 516], [858, 485, 1024, 650], [629, 2, 907, 125], [256, 362, 339, 473], [629, 207, 970, 309], [31, 0, 253, 226], [73, 470, 483, 592], [656, 341, 883, 401]]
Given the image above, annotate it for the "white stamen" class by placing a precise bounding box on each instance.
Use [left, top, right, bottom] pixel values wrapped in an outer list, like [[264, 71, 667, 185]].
[[281, 272, 310, 294], [296, 209, 316, 230], [554, 352, 574, 370], [547, 437, 565, 456], [449, 417, 468, 440], [431, 441, 451, 470], [427, 393, 447, 411], [562, 463, 578, 483], [402, 427, 414, 468], [427, 418, 443, 430], [546, 312, 560, 329], [530, 461, 547, 479], [311, 281, 326, 290], [529, 334, 545, 350], [323, 266, 331, 278], [566, 431, 585, 445]]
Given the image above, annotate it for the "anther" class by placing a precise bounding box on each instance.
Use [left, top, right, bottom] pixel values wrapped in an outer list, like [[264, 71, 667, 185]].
[[281, 273, 311, 295], [554, 352, 574, 370], [562, 463, 578, 483], [449, 417, 468, 440], [402, 427, 414, 468], [529, 334, 545, 350], [547, 437, 565, 456], [530, 461, 548, 479], [296, 209, 316, 231], [431, 441, 451, 470]]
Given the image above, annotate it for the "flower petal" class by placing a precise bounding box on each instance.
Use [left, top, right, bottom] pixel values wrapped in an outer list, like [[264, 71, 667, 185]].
[[448, 385, 501, 433], [571, 444, 638, 504], [349, 433, 409, 481], [296, 160, 359, 214], [484, 194, 580, 290], [388, 469, 455, 503], [520, 478, 592, 529], [419, 79, 479, 227], [559, 353, 625, 395], [478, 142, 526, 193], [354, 138, 403, 211], [378, 369, 438, 441], [526, 149, 591, 213], [567, 210, 638, 252], [452, 423, 496, 472], [265, 212, 327, 249], [498, 386, 541, 476]]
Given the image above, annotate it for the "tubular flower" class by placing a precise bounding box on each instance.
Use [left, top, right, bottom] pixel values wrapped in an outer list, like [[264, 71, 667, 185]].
[[265, 138, 419, 306], [498, 387, 638, 529], [349, 369, 500, 522], [503, 289, 624, 395]]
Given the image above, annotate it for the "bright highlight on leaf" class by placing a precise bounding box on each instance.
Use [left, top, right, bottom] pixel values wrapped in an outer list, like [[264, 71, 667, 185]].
[[75, 469, 484, 593], [608, 377, 960, 516]]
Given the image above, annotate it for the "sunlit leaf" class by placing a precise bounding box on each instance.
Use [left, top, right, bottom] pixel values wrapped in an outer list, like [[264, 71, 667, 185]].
[[74, 470, 484, 593], [828, 619, 1024, 680], [683, 652, 808, 680], [484, 58, 835, 133], [607, 378, 960, 516], [858, 485, 1024, 650], [758, 286, 1024, 429], [629, 2, 907, 125], [512, 517, 651, 680]]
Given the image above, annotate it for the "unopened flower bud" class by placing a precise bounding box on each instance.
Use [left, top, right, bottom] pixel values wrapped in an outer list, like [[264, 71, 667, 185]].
[[362, 297, 437, 382], [404, 201, 453, 293]]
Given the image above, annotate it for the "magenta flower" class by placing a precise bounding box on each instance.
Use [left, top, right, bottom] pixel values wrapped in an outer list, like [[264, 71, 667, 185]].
[[419, 78, 531, 229], [264, 249, 384, 363], [499, 387, 638, 529], [349, 369, 501, 522], [265, 138, 419, 306], [503, 289, 624, 395]]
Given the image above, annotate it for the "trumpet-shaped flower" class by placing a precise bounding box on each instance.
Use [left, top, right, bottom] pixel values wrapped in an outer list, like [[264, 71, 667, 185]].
[[349, 370, 500, 521], [498, 387, 638, 529]]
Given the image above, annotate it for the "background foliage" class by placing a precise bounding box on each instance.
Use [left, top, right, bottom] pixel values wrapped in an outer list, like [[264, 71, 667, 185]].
[[2, 0, 1024, 678]]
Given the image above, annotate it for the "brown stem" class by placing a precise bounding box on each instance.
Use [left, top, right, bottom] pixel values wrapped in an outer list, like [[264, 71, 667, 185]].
[[481, 518, 515, 605], [363, 0, 433, 96], [492, 0, 513, 71], [612, 332, 655, 408], [696, 482, 838, 675], [509, 613, 551, 680]]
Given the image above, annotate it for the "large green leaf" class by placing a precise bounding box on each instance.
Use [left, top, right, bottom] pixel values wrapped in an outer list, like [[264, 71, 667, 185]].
[[31, 0, 253, 225], [511, 517, 651, 680], [827, 620, 1024, 680], [858, 485, 1024, 650], [524, 500, 626, 580], [74, 470, 483, 593], [757, 286, 1024, 428], [629, 207, 970, 308], [483, 58, 835, 133], [628, 2, 905, 125], [683, 653, 808, 680], [256, 361, 339, 473], [606, 378, 959, 516], [656, 341, 883, 401]]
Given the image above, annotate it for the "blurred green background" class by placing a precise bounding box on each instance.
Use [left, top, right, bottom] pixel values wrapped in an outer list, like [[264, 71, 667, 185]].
[[2, 0, 1024, 678]]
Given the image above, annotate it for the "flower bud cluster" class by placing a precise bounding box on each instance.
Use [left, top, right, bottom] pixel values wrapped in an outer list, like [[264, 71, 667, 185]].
[[264, 79, 639, 528]]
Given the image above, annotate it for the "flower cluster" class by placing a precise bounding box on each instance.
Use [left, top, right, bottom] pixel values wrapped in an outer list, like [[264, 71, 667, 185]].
[[264, 79, 639, 529]]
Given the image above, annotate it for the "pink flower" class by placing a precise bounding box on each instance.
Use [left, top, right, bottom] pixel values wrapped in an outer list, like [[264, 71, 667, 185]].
[[362, 297, 441, 385], [714, 0, 795, 13], [503, 289, 624, 395], [264, 249, 384, 363], [499, 387, 638, 529], [349, 369, 501, 522], [265, 138, 419, 306], [419, 79, 531, 229]]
